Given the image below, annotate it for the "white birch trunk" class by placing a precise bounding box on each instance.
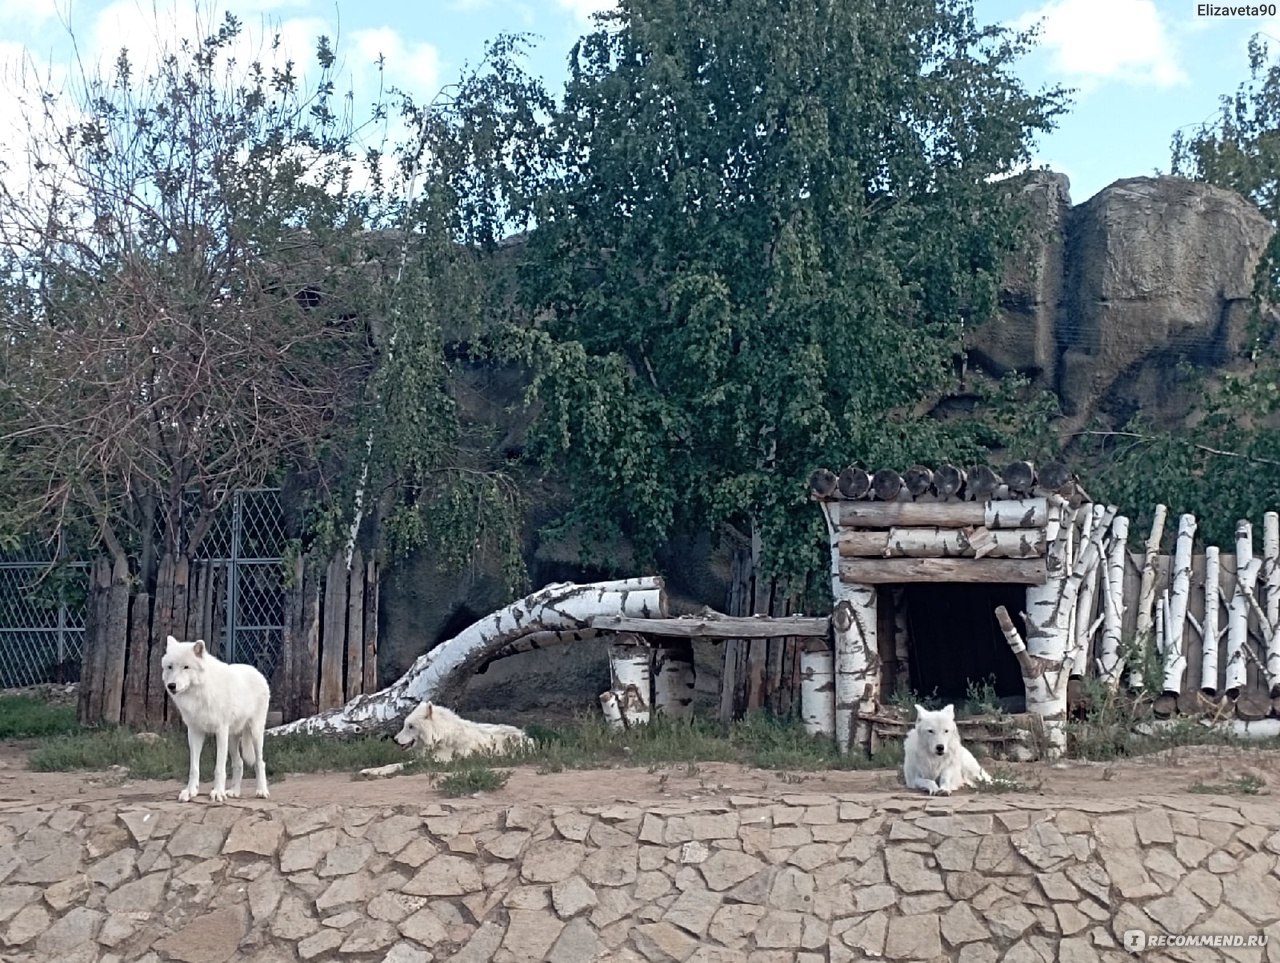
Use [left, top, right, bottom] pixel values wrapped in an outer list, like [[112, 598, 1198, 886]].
[[1162, 513, 1197, 693], [599, 691, 625, 730], [1069, 504, 1108, 678], [609, 636, 653, 727], [1200, 546, 1222, 695], [826, 502, 879, 755], [1226, 520, 1257, 695], [1264, 511, 1279, 628], [1129, 504, 1168, 690], [1097, 515, 1129, 688], [269, 577, 667, 736], [653, 644, 696, 719], [1139, 718, 1280, 740], [832, 589, 878, 754], [1024, 497, 1069, 665], [837, 527, 1047, 559], [994, 605, 1064, 757], [1264, 513, 1280, 696], [799, 643, 836, 738]]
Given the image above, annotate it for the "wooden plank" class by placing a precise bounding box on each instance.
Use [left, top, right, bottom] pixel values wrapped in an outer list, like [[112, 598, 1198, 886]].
[[717, 548, 747, 723], [171, 556, 190, 650], [297, 555, 322, 719], [318, 553, 346, 711], [362, 558, 379, 695], [590, 615, 832, 638], [838, 527, 1046, 559], [100, 554, 130, 725], [837, 498, 1048, 530], [345, 548, 365, 701], [77, 558, 108, 724], [279, 555, 303, 723], [122, 591, 152, 728], [747, 538, 769, 712], [147, 554, 176, 729], [838, 557, 1047, 585]]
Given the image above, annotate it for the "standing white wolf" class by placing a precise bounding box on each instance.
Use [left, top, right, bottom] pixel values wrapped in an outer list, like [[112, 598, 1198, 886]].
[[903, 703, 992, 796], [161, 635, 270, 803], [393, 701, 534, 762]]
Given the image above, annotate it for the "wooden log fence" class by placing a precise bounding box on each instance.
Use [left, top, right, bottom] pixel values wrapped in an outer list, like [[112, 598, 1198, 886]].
[[76, 547, 380, 728]]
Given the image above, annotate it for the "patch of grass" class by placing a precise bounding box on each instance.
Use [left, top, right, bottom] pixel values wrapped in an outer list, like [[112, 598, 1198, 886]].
[[1188, 774, 1267, 796], [1066, 678, 1250, 762], [25, 708, 906, 778], [29, 727, 415, 781], [961, 675, 1004, 718], [0, 694, 79, 739], [436, 766, 511, 797]]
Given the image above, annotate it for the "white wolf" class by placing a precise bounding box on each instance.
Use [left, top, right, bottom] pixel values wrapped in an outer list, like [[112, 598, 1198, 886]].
[[903, 703, 992, 796], [393, 701, 534, 762], [160, 635, 270, 803]]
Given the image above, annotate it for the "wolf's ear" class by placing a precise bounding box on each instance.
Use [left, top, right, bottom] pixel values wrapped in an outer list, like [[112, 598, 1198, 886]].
[[914, 704, 926, 719], [941, 703, 955, 718], [192, 640, 205, 658], [166, 635, 179, 651], [423, 702, 433, 718]]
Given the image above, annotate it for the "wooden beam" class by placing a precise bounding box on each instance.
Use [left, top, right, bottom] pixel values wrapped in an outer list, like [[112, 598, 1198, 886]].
[[837, 526, 1047, 559], [836, 497, 1048, 530], [839, 557, 1047, 585], [589, 614, 831, 638]]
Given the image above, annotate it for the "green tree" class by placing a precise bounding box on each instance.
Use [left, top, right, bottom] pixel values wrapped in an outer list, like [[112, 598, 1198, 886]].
[[509, 0, 1068, 586]]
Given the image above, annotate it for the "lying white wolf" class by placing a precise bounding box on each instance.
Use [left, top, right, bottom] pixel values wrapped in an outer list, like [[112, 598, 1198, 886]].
[[903, 703, 991, 796], [161, 635, 270, 803], [393, 701, 534, 762]]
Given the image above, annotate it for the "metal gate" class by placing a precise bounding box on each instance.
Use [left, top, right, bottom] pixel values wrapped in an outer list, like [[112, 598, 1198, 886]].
[[0, 489, 287, 688], [0, 553, 88, 687]]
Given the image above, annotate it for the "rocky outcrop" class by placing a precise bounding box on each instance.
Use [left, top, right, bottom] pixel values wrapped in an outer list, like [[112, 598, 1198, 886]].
[[4, 789, 1279, 961], [969, 172, 1276, 433]]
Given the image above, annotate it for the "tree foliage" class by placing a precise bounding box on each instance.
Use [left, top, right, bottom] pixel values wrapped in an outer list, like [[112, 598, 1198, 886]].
[[507, 0, 1068, 583], [0, 13, 538, 592]]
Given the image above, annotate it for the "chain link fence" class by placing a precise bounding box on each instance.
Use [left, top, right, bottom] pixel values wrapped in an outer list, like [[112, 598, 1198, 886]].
[[0, 489, 288, 688]]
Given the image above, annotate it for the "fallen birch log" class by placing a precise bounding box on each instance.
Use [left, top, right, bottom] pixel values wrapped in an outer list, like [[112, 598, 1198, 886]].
[[269, 577, 668, 737], [837, 526, 1046, 559]]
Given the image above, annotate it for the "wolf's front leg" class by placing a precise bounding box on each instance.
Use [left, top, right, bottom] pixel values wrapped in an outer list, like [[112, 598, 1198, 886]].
[[209, 725, 231, 802], [179, 727, 204, 802], [905, 775, 945, 795]]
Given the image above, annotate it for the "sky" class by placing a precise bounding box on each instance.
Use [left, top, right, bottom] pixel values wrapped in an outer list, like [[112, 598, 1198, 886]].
[[0, 0, 1276, 207]]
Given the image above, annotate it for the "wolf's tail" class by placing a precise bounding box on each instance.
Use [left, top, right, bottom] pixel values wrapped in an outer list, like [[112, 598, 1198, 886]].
[[239, 731, 257, 766]]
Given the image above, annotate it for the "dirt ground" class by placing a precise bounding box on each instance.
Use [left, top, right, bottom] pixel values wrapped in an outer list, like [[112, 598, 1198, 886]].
[[1, 740, 1277, 810]]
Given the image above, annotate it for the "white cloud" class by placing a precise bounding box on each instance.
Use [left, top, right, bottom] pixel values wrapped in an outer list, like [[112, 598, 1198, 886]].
[[556, 0, 614, 24], [349, 26, 440, 101], [0, 0, 59, 27], [1015, 0, 1187, 92]]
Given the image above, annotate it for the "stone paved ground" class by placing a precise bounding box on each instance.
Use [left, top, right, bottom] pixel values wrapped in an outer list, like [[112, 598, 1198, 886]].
[[0, 749, 1279, 963]]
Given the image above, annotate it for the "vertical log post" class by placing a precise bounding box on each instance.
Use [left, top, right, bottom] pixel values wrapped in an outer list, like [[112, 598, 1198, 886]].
[[1129, 504, 1168, 691], [1161, 514, 1197, 694], [297, 555, 322, 719], [653, 641, 696, 719], [362, 557, 379, 695], [1097, 515, 1129, 688], [1201, 546, 1222, 696], [1226, 520, 1257, 696], [799, 640, 835, 738], [100, 554, 130, 725], [605, 634, 652, 727], [345, 547, 365, 701], [318, 552, 347, 710], [122, 591, 152, 727]]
